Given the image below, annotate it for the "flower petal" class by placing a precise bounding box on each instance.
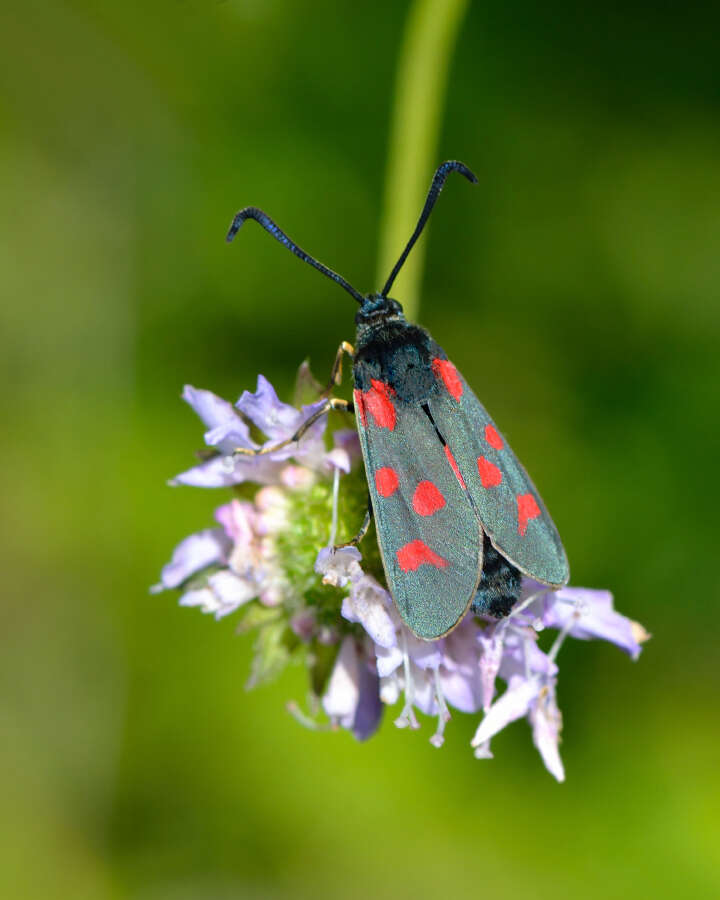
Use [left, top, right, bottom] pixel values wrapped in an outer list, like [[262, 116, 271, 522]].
[[352, 659, 383, 741], [179, 587, 220, 614], [544, 587, 649, 659], [405, 631, 443, 670], [332, 429, 362, 466], [170, 454, 284, 488], [498, 626, 558, 682], [236, 375, 302, 440], [215, 499, 257, 545], [439, 666, 481, 714], [315, 546, 363, 588], [379, 670, 401, 705], [207, 570, 257, 618], [409, 664, 438, 716], [344, 576, 397, 648], [471, 676, 541, 747], [375, 643, 403, 678], [477, 625, 504, 711], [530, 683, 565, 782], [322, 636, 360, 723], [152, 527, 230, 592], [204, 419, 256, 454], [182, 385, 237, 430], [323, 447, 352, 473]]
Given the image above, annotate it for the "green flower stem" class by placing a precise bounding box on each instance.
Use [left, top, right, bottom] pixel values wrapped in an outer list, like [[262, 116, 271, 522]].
[[376, 0, 469, 321]]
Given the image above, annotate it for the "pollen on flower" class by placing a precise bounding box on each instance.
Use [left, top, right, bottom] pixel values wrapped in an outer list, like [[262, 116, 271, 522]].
[[155, 363, 648, 777]]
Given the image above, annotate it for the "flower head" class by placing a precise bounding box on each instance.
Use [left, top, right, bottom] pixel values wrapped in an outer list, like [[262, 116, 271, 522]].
[[154, 365, 648, 779]]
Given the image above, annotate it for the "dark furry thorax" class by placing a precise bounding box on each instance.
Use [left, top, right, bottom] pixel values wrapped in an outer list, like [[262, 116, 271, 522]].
[[353, 294, 443, 404]]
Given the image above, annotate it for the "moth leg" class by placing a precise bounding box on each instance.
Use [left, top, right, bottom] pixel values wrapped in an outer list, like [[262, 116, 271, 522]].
[[334, 495, 373, 550], [233, 397, 351, 457], [321, 341, 355, 397]]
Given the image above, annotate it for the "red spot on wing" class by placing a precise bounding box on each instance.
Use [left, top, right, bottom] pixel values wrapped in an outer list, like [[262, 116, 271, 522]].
[[484, 424, 503, 450], [431, 358, 463, 401], [477, 456, 503, 488], [517, 493, 541, 537], [375, 466, 399, 497], [444, 445, 466, 489], [412, 481, 446, 516], [396, 540, 449, 572], [353, 389, 367, 428], [362, 379, 396, 430]]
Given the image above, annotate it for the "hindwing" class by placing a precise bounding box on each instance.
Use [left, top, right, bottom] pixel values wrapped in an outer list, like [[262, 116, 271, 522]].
[[353, 383, 482, 640]]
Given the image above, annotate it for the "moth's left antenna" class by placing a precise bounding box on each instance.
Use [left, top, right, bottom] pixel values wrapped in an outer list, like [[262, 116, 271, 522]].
[[227, 207, 365, 306]]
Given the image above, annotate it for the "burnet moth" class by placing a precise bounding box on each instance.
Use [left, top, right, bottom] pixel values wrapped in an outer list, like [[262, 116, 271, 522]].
[[227, 161, 569, 640]]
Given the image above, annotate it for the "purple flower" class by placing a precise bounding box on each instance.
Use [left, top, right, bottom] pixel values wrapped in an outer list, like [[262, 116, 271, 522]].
[[156, 367, 648, 779], [322, 636, 383, 741], [534, 586, 649, 659], [171, 376, 331, 488], [236, 375, 329, 464], [151, 527, 231, 592], [315, 546, 363, 588]]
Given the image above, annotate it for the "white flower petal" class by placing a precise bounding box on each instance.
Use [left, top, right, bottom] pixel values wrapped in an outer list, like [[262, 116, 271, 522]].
[[409, 664, 437, 716], [315, 546, 362, 588], [207, 571, 257, 617], [471, 677, 541, 747], [345, 576, 397, 648], [375, 643, 403, 677], [179, 587, 221, 614], [473, 741, 494, 760], [478, 626, 504, 711], [530, 685, 565, 782], [322, 636, 360, 723], [379, 670, 401, 705], [405, 630, 443, 670], [323, 447, 352, 473]]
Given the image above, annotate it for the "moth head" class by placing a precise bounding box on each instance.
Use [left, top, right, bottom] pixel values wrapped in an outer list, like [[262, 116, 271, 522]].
[[355, 293, 404, 325]]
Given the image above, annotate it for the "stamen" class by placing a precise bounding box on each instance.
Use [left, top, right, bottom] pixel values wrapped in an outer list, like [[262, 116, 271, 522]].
[[329, 466, 340, 547], [548, 620, 573, 663], [394, 630, 420, 729], [430, 667, 451, 748], [522, 630, 532, 681], [548, 595, 581, 662], [502, 589, 546, 629], [286, 700, 332, 732]]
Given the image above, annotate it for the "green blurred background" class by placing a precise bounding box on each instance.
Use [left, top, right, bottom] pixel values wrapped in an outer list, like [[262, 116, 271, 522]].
[[2, 1, 719, 897]]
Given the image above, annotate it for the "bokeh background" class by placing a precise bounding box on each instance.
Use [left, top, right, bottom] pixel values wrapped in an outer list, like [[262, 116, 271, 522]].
[[2, 1, 719, 897]]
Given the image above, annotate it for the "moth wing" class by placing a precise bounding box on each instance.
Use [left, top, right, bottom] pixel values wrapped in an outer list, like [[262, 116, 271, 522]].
[[427, 359, 569, 587], [354, 389, 483, 640]]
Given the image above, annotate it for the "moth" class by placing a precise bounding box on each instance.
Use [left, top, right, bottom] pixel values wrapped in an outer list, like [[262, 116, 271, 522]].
[[227, 161, 569, 640]]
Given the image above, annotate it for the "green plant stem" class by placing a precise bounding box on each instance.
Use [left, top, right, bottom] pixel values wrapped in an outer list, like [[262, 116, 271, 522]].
[[376, 0, 469, 321]]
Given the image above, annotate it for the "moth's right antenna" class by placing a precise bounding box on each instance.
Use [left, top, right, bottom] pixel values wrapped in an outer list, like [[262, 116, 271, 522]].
[[381, 160, 478, 297]]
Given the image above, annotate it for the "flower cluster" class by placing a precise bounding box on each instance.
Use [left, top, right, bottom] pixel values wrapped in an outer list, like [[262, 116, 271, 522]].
[[154, 366, 648, 780]]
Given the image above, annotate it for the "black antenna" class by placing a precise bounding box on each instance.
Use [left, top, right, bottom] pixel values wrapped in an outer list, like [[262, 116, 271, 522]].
[[381, 160, 478, 297], [227, 207, 365, 306]]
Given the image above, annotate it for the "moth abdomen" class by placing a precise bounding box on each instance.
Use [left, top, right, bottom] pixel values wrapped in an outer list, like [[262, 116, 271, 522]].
[[471, 534, 522, 619]]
